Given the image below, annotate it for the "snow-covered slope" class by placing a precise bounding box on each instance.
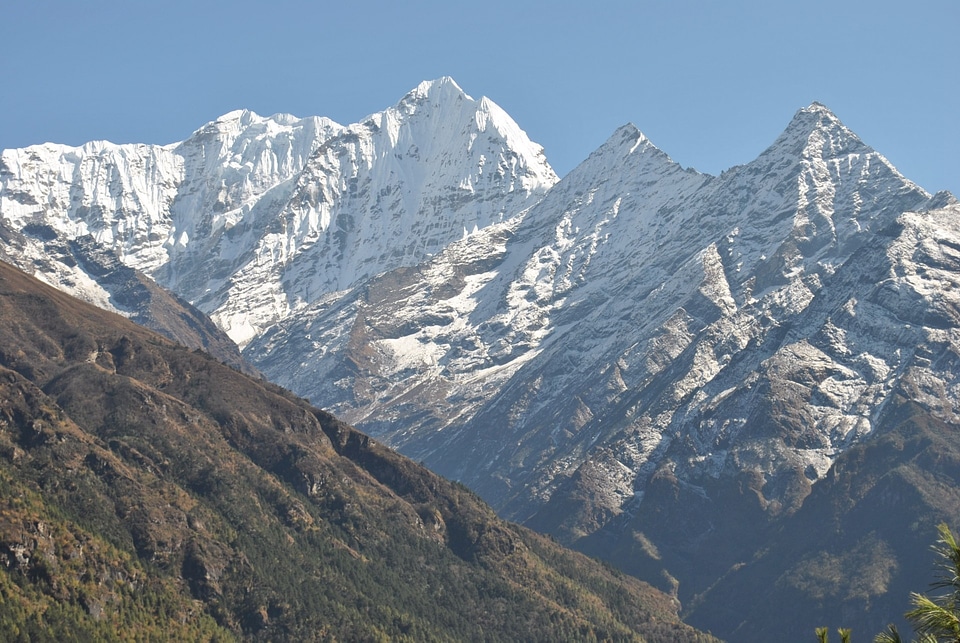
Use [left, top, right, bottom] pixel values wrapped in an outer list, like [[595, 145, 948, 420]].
[[196, 78, 557, 344], [0, 78, 557, 346], [245, 121, 712, 442], [246, 103, 947, 541], [0, 109, 338, 334]]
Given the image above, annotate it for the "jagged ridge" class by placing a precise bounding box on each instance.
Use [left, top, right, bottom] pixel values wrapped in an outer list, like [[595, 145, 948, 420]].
[[4, 84, 959, 641]]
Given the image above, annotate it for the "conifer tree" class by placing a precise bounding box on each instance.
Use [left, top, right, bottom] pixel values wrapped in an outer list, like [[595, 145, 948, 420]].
[[876, 523, 960, 643]]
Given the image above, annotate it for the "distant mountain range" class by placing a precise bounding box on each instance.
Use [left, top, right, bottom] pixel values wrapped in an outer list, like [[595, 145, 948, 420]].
[[2, 78, 959, 640]]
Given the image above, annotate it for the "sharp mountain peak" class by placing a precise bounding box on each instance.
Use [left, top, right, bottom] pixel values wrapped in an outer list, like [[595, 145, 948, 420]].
[[411, 75, 468, 98], [763, 99, 873, 162]]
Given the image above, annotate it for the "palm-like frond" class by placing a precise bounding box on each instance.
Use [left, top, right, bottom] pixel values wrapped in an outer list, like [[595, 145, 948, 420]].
[[873, 624, 904, 643], [929, 524, 960, 598], [899, 524, 960, 641], [875, 524, 960, 643], [906, 592, 960, 639]]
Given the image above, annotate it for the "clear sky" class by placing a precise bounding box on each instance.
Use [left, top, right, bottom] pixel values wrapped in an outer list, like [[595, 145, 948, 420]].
[[2, 0, 957, 195]]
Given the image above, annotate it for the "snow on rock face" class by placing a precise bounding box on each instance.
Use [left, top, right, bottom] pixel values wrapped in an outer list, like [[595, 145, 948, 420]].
[[0, 110, 337, 318], [247, 102, 944, 540], [492, 105, 937, 523], [245, 120, 708, 436], [0, 140, 182, 273], [0, 78, 557, 348], [208, 78, 557, 345]]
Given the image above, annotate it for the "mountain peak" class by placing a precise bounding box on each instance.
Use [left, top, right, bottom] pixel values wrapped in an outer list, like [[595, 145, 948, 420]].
[[621, 122, 654, 144], [215, 108, 257, 121], [592, 123, 673, 165], [760, 101, 870, 163], [404, 76, 470, 105], [550, 122, 688, 189], [787, 101, 853, 138], [190, 108, 267, 140], [211, 108, 264, 129], [615, 122, 644, 138]]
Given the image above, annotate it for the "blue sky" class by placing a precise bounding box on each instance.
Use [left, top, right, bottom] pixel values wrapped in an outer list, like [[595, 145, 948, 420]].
[[2, 0, 957, 195]]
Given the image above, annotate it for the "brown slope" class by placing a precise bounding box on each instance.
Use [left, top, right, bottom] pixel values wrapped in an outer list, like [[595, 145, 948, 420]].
[[65, 235, 256, 376], [0, 260, 715, 642], [0, 223, 254, 375]]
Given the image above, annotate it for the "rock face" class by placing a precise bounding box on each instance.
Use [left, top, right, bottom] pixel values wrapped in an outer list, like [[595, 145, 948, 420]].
[[682, 381, 960, 640], [249, 103, 946, 518], [245, 103, 960, 638]]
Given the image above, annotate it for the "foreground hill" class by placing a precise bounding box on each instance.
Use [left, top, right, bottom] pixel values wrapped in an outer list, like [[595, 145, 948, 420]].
[[0, 217, 253, 375], [0, 260, 712, 641]]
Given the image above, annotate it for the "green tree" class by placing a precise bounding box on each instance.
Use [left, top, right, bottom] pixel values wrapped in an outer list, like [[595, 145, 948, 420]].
[[816, 626, 853, 643], [876, 523, 960, 643], [874, 624, 905, 643]]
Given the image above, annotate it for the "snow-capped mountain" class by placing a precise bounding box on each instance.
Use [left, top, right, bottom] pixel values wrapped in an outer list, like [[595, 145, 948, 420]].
[[248, 102, 942, 522], [3, 81, 959, 639], [0, 77, 557, 346], [245, 103, 960, 626]]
